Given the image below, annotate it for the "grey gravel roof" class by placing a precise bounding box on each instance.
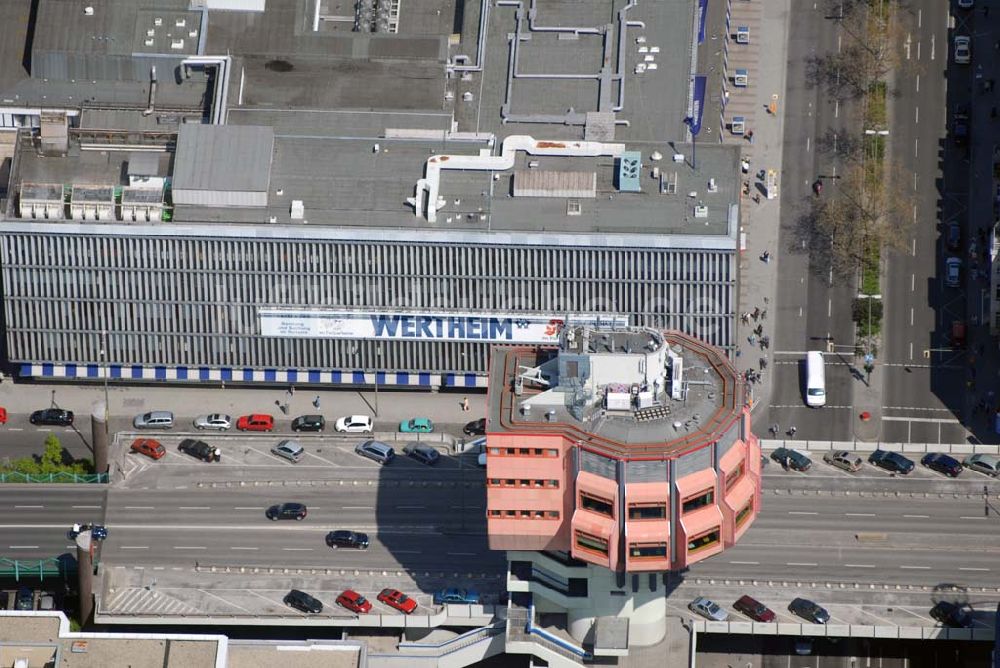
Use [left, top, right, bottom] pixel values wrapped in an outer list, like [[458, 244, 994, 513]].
[[173, 125, 274, 193]]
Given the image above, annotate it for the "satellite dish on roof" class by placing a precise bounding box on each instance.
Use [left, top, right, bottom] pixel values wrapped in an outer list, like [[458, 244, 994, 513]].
[[650, 150, 663, 161]]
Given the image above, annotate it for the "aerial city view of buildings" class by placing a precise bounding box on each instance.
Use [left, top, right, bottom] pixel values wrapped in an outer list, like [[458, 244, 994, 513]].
[[0, 0, 995, 666]]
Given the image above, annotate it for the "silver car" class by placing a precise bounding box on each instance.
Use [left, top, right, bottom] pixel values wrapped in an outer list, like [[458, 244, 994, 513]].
[[689, 596, 729, 622], [823, 450, 862, 472], [194, 413, 232, 431], [271, 440, 304, 463], [963, 453, 1000, 476]]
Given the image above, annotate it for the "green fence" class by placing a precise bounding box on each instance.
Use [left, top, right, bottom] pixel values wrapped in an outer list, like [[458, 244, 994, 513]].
[[0, 471, 108, 484], [0, 556, 76, 581]]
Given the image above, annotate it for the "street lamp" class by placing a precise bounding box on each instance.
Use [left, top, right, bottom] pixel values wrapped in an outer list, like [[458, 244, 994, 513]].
[[99, 330, 109, 436]]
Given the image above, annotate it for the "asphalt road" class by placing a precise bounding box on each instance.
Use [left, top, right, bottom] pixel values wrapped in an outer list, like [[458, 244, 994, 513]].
[[880, 0, 974, 446], [768, 0, 857, 440]]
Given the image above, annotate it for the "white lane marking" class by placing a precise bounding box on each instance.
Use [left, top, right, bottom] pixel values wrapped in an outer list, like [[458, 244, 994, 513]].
[[343, 506, 374, 510], [72, 505, 101, 509], [174, 546, 207, 550], [179, 506, 210, 510], [786, 562, 818, 567], [233, 507, 263, 511], [909, 342, 913, 360], [959, 567, 990, 572], [199, 589, 255, 615], [281, 547, 314, 551], [828, 299, 832, 317], [231, 546, 259, 551], [845, 513, 875, 517], [882, 416, 959, 424], [834, 99, 839, 118], [903, 515, 929, 518], [14, 505, 43, 509], [844, 564, 876, 568], [806, 137, 811, 152], [900, 565, 930, 570], [910, 308, 914, 326], [397, 505, 426, 510], [960, 516, 987, 520], [7, 428, 22, 432], [911, 272, 915, 289], [915, 73, 920, 92], [729, 561, 760, 565], [124, 506, 155, 510], [8, 545, 39, 549], [120, 546, 149, 550], [915, 106, 919, 124], [788, 511, 818, 515], [918, 8, 922, 28]]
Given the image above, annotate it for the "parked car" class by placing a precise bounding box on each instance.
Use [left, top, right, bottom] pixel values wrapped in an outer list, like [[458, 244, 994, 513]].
[[336, 589, 372, 614], [283, 589, 323, 614], [355, 439, 395, 465], [30, 408, 74, 426], [193, 414, 232, 431], [788, 597, 830, 624], [271, 440, 304, 463], [15, 586, 33, 611], [292, 415, 325, 432], [954, 35, 971, 64], [0, 407, 7, 424], [266, 502, 307, 521], [952, 108, 969, 146], [377, 588, 418, 614], [325, 530, 369, 549], [236, 414, 274, 432], [822, 450, 862, 473], [132, 411, 173, 429], [958, 0, 974, 9], [402, 442, 440, 466], [921, 452, 963, 477], [688, 596, 729, 622], [463, 418, 486, 436], [945, 256, 962, 287], [733, 594, 776, 622], [400, 417, 434, 433], [177, 439, 220, 462], [963, 453, 1000, 477], [868, 449, 914, 474], [334, 415, 373, 433], [946, 222, 962, 251], [930, 601, 973, 628], [771, 447, 812, 471], [434, 588, 480, 605], [130, 438, 165, 460]]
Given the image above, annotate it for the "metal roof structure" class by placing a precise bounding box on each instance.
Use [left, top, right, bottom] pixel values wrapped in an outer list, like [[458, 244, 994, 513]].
[[172, 125, 274, 207]]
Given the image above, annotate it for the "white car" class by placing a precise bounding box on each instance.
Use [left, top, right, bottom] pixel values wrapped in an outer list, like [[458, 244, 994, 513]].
[[958, 0, 974, 8], [688, 596, 729, 622], [954, 35, 971, 64], [334, 415, 374, 433], [193, 413, 232, 431], [945, 256, 962, 287]]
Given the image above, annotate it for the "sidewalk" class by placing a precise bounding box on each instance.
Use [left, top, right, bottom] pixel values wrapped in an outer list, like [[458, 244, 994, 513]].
[[727, 0, 789, 417]]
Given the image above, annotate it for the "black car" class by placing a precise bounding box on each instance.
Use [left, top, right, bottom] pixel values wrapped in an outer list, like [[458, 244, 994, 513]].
[[953, 106, 969, 145], [325, 530, 369, 549], [868, 449, 914, 474], [283, 589, 323, 614], [15, 586, 34, 611], [930, 601, 973, 628], [771, 447, 812, 471], [292, 415, 325, 432], [946, 222, 962, 252], [266, 502, 307, 521], [463, 418, 486, 436], [29, 408, 74, 426], [178, 439, 220, 462], [921, 452, 963, 477], [788, 597, 830, 624], [402, 442, 441, 466]]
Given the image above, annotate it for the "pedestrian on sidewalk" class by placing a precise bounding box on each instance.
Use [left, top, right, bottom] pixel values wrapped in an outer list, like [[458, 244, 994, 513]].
[[788, 425, 797, 437], [759, 357, 768, 370], [770, 423, 780, 436], [752, 307, 761, 320], [748, 334, 757, 345], [761, 308, 767, 320], [754, 324, 764, 337], [462, 396, 470, 412], [747, 129, 754, 144], [313, 395, 321, 409]]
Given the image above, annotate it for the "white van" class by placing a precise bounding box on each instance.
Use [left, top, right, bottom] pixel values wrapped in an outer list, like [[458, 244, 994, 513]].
[[805, 351, 826, 407]]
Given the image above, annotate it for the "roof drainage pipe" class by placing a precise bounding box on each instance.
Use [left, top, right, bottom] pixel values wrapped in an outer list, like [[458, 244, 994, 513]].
[[182, 56, 232, 125], [409, 135, 626, 222]]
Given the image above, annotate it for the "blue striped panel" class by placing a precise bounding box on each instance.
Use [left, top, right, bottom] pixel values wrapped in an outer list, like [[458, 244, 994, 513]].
[[465, 373, 476, 387], [352, 371, 365, 384], [332, 370, 342, 383], [155, 367, 166, 380], [176, 367, 188, 380], [242, 368, 253, 381], [42, 363, 54, 377], [287, 369, 298, 383], [376, 371, 385, 385], [419, 372, 431, 386], [397, 372, 409, 385], [87, 365, 99, 378], [221, 368, 233, 381], [264, 369, 276, 382], [20, 363, 33, 376], [111, 365, 122, 379], [65, 364, 77, 377], [308, 369, 320, 383], [130, 365, 143, 379], [199, 367, 210, 381]]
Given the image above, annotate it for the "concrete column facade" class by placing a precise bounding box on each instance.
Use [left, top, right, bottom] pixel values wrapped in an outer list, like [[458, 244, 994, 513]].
[[74, 531, 95, 627], [91, 402, 108, 475]]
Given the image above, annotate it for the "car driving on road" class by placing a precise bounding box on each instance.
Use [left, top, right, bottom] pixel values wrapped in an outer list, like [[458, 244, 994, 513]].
[[788, 597, 830, 624], [868, 449, 914, 474], [193, 414, 232, 431], [822, 451, 862, 473], [283, 589, 323, 614], [177, 439, 220, 462], [921, 452, 963, 477], [325, 530, 369, 549], [688, 596, 728, 622], [266, 502, 307, 521], [30, 408, 74, 426], [771, 447, 812, 471]]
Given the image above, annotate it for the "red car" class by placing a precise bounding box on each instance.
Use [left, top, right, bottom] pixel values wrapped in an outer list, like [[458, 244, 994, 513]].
[[131, 438, 166, 460], [377, 588, 418, 614], [336, 589, 372, 614], [236, 414, 274, 432]]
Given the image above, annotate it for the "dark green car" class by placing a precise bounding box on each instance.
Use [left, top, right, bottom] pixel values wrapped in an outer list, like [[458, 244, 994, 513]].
[[771, 447, 811, 471]]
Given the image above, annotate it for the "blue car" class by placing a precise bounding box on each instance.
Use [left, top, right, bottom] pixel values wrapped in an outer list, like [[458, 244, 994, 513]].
[[433, 588, 479, 605], [868, 449, 914, 474], [399, 417, 434, 433]]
